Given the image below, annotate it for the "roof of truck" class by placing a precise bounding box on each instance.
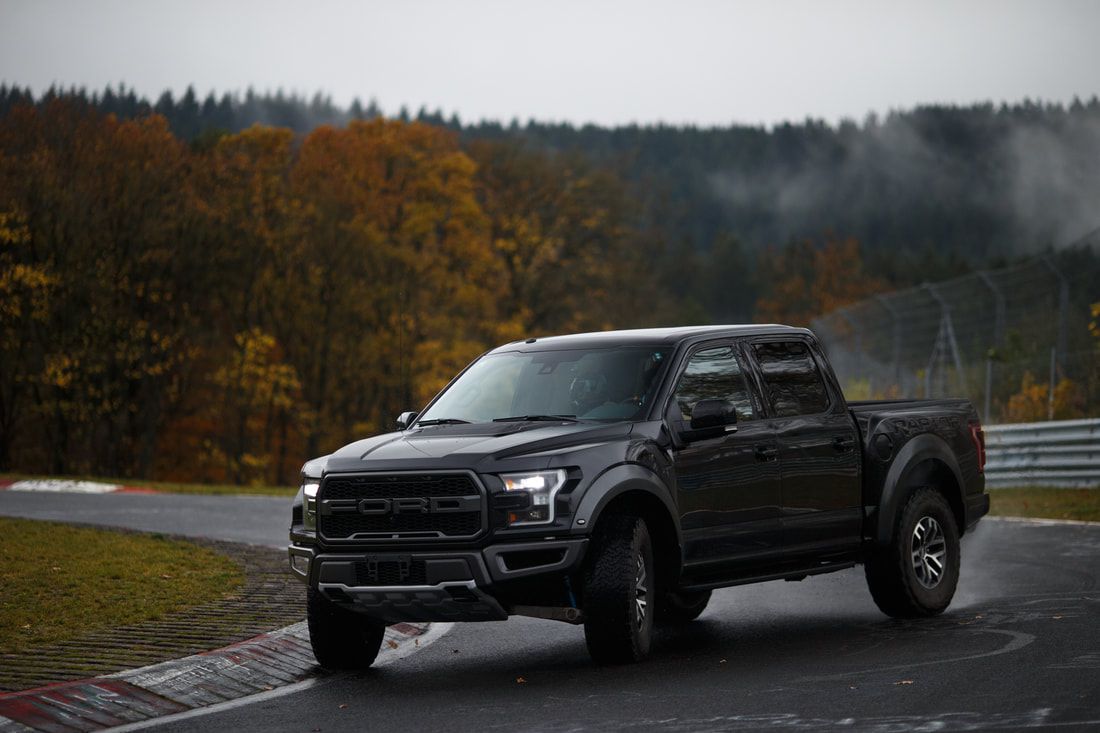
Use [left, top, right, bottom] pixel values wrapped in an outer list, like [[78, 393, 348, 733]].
[[490, 324, 811, 353]]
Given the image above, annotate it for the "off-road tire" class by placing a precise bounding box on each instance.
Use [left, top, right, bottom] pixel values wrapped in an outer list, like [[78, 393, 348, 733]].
[[582, 514, 655, 664], [658, 589, 712, 625], [307, 587, 387, 669], [865, 487, 961, 618]]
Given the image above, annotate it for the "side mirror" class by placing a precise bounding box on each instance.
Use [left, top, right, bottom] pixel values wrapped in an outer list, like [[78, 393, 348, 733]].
[[677, 399, 736, 443], [690, 399, 737, 430], [395, 411, 418, 430]]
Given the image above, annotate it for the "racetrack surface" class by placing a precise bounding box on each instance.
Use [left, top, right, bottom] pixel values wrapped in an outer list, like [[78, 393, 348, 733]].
[[2, 492, 1098, 731], [0, 490, 289, 548]]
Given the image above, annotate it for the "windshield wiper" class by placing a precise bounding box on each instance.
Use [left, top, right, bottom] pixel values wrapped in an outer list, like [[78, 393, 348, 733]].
[[492, 414, 579, 423], [415, 418, 471, 426]]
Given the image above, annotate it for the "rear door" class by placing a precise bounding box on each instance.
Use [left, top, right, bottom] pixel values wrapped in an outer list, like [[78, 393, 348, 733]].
[[747, 339, 861, 557], [666, 342, 783, 577]]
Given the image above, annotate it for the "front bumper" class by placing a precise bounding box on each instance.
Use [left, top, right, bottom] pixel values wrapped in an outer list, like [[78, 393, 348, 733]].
[[287, 538, 587, 623]]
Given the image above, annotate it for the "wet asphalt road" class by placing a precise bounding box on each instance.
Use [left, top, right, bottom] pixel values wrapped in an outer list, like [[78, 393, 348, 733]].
[[2, 492, 1098, 731], [0, 490, 290, 548]]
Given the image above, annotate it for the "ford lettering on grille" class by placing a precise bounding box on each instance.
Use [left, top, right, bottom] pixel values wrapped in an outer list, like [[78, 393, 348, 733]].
[[318, 473, 485, 541]]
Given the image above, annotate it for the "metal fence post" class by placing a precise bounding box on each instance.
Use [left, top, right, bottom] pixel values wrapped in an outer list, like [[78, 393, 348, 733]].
[[875, 294, 902, 390], [837, 308, 862, 383], [976, 270, 1006, 348], [1041, 256, 1070, 373], [924, 284, 967, 399], [1048, 347, 1057, 421], [984, 356, 993, 423]]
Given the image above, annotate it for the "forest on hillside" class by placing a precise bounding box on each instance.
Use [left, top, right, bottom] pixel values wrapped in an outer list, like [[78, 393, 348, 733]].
[[1, 88, 1098, 484], [4, 84, 1099, 288], [0, 98, 686, 482]]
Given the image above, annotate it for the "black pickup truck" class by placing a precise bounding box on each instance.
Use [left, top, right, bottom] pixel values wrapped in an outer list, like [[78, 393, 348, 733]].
[[288, 325, 988, 666]]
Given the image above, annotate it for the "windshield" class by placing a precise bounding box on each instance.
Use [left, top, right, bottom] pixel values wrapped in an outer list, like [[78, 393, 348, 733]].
[[418, 347, 672, 424]]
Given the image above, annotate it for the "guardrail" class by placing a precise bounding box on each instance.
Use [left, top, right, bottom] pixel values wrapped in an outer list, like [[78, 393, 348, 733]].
[[984, 417, 1100, 488]]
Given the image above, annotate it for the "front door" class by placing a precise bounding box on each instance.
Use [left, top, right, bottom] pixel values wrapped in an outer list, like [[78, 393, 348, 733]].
[[667, 343, 782, 579]]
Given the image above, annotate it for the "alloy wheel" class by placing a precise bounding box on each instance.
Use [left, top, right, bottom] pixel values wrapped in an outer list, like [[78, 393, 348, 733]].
[[911, 515, 947, 589]]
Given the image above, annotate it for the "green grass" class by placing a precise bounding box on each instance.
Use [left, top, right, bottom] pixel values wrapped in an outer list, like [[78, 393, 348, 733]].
[[1, 472, 297, 497], [0, 518, 244, 652], [989, 487, 1100, 522]]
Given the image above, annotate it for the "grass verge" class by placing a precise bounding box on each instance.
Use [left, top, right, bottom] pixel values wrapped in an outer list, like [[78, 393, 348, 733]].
[[0, 472, 296, 497], [989, 486, 1100, 522], [0, 518, 244, 652]]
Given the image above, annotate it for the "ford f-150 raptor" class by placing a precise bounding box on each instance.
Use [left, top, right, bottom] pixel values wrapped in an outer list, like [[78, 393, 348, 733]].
[[288, 325, 988, 666]]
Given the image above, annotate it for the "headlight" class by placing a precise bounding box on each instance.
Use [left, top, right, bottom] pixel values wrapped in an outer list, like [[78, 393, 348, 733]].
[[302, 479, 320, 530], [500, 469, 566, 526]]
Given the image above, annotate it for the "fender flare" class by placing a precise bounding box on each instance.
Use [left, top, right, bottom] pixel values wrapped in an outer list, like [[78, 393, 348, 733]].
[[875, 433, 965, 544], [572, 463, 683, 559]]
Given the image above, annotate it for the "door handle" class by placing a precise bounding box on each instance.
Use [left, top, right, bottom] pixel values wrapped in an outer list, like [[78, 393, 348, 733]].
[[833, 437, 855, 452], [754, 445, 778, 461]]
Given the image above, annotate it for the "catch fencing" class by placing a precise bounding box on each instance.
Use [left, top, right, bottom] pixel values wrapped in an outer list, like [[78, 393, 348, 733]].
[[984, 417, 1100, 488], [812, 250, 1100, 425]]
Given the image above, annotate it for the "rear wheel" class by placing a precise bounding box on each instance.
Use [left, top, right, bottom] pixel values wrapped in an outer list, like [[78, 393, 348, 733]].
[[658, 589, 712, 625], [582, 514, 655, 664], [306, 587, 387, 669], [865, 487, 960, 618]]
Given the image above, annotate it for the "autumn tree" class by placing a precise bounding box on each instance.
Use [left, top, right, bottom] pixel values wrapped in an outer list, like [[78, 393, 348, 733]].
[[0, 211, 53, 469], [0, 100, 200, 476], [169, 125, 304, 483], [467, 140, 661, 335], [1003, 372, 1085, 423], [754, 236, 888, 326], [287, 120, 503, 456], [208, 328, 303, 484]]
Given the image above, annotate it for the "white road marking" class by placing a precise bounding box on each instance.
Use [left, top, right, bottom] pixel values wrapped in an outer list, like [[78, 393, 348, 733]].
[[4, 479, 121, 493], [986, 516, 1100, 527]]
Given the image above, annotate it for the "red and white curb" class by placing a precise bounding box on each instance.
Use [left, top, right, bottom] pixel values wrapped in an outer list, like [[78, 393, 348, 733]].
[[0, 480, 156, 495], [0, 621, 444, 732]]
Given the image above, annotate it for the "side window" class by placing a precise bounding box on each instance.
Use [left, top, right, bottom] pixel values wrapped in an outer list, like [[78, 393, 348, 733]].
[[671, 346, 755, 422], [752, 341, 830, 417]]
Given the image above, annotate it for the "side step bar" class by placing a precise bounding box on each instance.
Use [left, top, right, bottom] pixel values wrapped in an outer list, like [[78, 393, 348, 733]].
[[681, 561, 856, 593]]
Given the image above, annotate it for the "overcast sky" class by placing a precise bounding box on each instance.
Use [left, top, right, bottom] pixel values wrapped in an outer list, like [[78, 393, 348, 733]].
[[1, 0, 1098, 127]]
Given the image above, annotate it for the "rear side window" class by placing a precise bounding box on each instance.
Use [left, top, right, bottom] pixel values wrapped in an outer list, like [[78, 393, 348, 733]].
[[752, 341, 830, 417], [671, 346, 756, 421]]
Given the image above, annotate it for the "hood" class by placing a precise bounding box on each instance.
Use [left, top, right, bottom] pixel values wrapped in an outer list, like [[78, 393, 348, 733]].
[[318, 421, 633, 474]]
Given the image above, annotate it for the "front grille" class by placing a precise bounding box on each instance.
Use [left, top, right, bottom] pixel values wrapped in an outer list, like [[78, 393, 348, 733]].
[[318, 472, 484, 541], [353, 558, 428, 586]]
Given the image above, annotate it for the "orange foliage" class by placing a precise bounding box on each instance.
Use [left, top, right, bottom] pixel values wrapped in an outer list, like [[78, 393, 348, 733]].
[[0, 102, 703, 483], [754, 237, 888, 326], [1003, 372, 1085, 423]]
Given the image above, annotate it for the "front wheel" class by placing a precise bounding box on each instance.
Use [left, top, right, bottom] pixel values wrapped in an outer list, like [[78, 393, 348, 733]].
[[307, 588, 387, 669], [582, 514, 655, 664], [865, 487, 961, 618]]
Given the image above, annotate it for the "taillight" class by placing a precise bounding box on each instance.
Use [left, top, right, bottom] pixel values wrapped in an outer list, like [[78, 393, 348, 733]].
[[969, 423, 986, 474]]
